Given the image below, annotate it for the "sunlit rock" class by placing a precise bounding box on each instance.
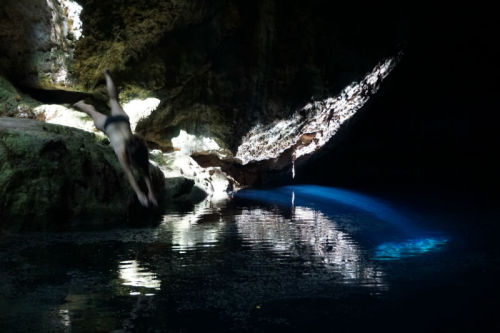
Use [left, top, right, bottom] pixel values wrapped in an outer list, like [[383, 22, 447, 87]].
[[60, 0, 83, 40], [29, 101, 233, 205], [123, 97, 161, 131], [236, 57, 398, 166], [150, 150, 231, 202], [171, 129, 229, 158], [34, 104, 101, 134], [33, 96, 161, 134], [0, 0, 83, 88]]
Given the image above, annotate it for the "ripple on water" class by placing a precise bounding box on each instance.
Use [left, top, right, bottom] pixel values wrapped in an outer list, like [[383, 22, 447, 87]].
[[0, 185, 455, 333], [118, 260, 161, 295]]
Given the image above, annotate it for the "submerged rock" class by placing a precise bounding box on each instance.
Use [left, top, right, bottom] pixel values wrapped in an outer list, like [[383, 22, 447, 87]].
[[0, 118, 164, 232]]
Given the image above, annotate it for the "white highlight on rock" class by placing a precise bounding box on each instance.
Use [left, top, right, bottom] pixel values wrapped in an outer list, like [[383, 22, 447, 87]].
[[150, 150, 230, 201], [171, 130, 223, 155], [236, 57, 398, 165], [35, 97, 160, 135], [34, 104, 100, 134], [122, 97, 161, 131], [119, 260, 161, 294], [59, 0, 83, 40], [41, 0, 83, 86]]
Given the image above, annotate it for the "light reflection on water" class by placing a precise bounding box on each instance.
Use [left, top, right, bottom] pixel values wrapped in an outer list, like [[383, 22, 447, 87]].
[[159, 200, 226, 252], [118, 260, 161, 295], [147, 185, 451, 292], [235, 185, 451, 256], [235, 206, 385, 287], [0, 185, 454, 332]]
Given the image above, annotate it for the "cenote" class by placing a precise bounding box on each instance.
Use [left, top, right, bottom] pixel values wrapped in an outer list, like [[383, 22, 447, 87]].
[[1, 1, 499, 332], [1, 185, 497, 332]]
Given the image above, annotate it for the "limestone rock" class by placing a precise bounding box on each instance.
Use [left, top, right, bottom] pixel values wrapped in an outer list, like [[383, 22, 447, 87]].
[[150, 150, 231, 202], [0, 76, 41, 119], [0, 0, 82, 89], [69, 1, 404, 151], [0, 118, 164, 232], [164, 177, 207, 206]]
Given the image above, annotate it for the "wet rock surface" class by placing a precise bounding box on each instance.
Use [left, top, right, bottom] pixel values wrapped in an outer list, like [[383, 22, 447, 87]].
[[0, 118, 164, 232]]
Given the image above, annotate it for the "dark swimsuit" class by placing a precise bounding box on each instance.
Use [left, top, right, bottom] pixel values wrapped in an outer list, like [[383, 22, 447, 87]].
[[104, 115, 130, 131]]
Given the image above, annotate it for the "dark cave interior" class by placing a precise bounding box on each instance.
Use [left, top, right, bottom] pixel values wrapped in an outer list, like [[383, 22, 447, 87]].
[[1, 2, 499, 333]]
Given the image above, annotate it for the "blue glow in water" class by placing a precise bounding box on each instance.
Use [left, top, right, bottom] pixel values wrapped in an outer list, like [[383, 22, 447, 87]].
[[374, 237, 449, 260], [284, 185, 411, 223], [237, 185, 418, 233], [235, 185, 451, 260]]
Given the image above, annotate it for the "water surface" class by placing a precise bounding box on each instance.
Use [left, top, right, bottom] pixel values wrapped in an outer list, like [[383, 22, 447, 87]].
[[0, 185, 497, 332]]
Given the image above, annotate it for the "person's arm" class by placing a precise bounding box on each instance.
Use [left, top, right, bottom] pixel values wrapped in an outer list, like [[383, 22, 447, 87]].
[[116, 149, 149, 206]]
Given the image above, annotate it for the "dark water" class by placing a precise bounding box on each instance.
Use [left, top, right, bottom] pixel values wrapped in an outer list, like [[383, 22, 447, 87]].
[[0, 185, 498, 332]]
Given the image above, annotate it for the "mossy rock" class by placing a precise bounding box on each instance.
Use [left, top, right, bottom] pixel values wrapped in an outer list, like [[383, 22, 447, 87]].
[[0, 118, 164, 232], [0, 76, 41, 118], [164, 176, 207, 203]]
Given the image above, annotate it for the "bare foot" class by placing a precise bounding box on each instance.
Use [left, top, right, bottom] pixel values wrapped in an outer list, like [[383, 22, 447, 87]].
[[72, 100, 91, 110]]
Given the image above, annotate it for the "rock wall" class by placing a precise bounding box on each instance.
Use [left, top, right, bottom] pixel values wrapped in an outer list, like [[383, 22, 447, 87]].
[[0, 0, 408, 191], [0, 0, 82, 88], [71, 1, 405, 151], [1, 0, 405, 152]]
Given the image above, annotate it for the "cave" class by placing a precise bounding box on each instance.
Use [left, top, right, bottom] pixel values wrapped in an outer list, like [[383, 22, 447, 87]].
[[0, 1, 499, 332]]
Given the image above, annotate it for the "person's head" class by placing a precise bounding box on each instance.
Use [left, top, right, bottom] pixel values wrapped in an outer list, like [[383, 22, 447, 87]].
[[125, 135, 150, 176]]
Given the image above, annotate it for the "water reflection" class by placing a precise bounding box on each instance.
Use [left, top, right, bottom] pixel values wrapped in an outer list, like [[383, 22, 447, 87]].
[[236, 206, 385, 287], [58, 309, 71, 330], [159, 200, 227, 252], [236, 186, 451, 252], [0, 186, 456, 332], [238, 185, 421, 234], [119, 260, 161, 295]]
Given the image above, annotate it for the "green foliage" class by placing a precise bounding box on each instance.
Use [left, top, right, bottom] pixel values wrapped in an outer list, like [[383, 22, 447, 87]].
[[119, 84, 155, 103]]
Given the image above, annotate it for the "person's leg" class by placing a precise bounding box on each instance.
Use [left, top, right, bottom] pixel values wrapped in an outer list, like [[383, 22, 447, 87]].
[[73, 100, 107, 132], [144, 176, 158, 206], [103, 70, 128, 117]]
